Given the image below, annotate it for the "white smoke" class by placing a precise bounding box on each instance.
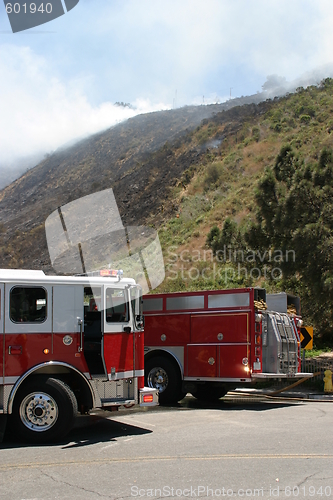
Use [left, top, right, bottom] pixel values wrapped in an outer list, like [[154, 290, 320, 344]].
[[2, 0, 333, 188], [0, 44, 170, 188], [261, 65, 333, 98]]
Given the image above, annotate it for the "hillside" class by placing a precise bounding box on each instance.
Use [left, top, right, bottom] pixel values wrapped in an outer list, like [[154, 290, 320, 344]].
[[0, 93, 268, 271], [153, 79, 333, 342], [158, 81, 333, 274], [1, 81, 333, 341]]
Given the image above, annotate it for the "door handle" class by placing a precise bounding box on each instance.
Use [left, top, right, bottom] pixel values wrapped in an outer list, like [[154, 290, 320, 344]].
[[77, 317, 83, 351]]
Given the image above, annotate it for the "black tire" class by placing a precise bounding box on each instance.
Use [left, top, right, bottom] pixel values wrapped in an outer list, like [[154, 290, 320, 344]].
[[11, 377, 78, 443], [193, 383, 228, 402], [145, 356, 185, 404]]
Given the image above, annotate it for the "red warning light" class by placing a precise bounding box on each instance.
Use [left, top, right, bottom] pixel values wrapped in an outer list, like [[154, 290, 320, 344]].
[[143, 394, 154, 403]]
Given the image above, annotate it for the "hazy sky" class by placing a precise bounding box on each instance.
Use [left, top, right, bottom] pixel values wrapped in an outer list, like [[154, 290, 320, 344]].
[[1, 0, 333, 174]]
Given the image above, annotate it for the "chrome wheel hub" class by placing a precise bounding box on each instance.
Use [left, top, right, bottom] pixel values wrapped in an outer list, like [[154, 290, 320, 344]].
[[19, 392, 58, 432], [147, 367, 168, 393]]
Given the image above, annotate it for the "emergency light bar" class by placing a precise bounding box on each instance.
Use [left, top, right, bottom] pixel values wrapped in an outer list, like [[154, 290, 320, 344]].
[[76, 269, 124, 278], [98, 269, 123, 277]]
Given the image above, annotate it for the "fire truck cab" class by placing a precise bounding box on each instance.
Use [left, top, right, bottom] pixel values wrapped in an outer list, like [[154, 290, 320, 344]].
[[143, 287, 311, 403], [0, 269, 158, 442]]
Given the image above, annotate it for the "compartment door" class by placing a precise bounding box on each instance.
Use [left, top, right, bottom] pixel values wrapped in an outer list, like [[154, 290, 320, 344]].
[[187, 345, 217, 378], [219, 344, 250, 379], [191, 313, 249, 344]]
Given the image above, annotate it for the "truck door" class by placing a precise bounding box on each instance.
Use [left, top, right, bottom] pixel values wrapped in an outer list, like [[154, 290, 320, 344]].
[[83, 286, 106, 377], [53, 284, 84, 369], [103, 287, 134, 380], [4, 283, 52, 379]]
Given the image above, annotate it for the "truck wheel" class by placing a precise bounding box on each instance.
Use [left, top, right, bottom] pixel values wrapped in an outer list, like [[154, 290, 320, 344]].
[[12, 377, 78, 443], [145, 356, 184, 404], [193, 383, 228, 402]]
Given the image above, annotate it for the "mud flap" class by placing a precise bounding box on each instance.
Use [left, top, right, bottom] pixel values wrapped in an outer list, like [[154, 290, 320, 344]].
[[0, 415, 7, 443]]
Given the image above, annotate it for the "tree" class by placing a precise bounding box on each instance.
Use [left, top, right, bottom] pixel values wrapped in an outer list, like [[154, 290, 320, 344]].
[[245, 145, 333, 342], [206, 217, 241, 255]]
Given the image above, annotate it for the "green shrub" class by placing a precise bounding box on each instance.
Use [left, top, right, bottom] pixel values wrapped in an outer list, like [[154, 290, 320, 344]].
[[204, 164, 221, 189], [300, 114, 311, 124], [252, 126, 260, 142]]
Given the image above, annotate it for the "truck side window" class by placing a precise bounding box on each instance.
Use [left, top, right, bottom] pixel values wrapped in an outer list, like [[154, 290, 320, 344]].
[[84, 286, 102, 338], [106, 288, 128, 323], [10, 287, 47, 323]]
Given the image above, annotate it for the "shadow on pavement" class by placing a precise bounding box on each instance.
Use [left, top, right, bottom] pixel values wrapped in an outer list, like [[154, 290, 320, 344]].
[[1, 413, 152, 449], [0, 395, 302, 448], [154, 394, 302, 412]]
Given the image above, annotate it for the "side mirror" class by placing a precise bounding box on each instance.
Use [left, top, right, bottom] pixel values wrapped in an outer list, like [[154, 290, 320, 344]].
[[136, 315, 144, 328]]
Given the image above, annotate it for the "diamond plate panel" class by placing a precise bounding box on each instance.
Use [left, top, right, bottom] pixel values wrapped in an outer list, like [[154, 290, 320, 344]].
[[90, 378, 136, 405]]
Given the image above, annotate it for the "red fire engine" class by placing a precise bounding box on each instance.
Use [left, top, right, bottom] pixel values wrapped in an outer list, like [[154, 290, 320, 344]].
[[0, 268, 158, 442], [143, 287, 310, 403]]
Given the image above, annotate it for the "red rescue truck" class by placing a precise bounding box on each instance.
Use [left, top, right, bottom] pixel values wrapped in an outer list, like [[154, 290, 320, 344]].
[[0, 269, 158, 442], [143, 287, 311, 403]]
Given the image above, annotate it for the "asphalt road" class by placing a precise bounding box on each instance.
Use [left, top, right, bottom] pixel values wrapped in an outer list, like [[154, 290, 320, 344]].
[[0, 395, 332, 500]]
